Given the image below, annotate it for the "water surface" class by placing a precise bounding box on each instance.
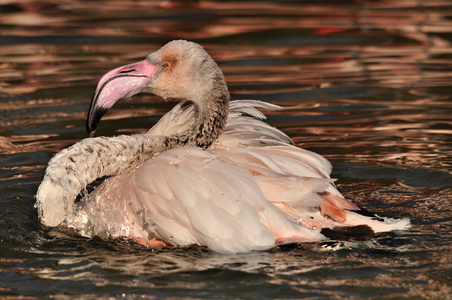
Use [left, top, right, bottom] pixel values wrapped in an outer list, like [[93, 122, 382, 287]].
[[1, 0, 451, 298]]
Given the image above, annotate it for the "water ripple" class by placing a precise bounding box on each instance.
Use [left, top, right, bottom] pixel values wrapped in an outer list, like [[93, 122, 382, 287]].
[[1, 0, 451, 298]]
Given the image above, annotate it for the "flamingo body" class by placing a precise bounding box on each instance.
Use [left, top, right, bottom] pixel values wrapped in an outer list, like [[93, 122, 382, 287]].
[[37, 41, 410, 254]]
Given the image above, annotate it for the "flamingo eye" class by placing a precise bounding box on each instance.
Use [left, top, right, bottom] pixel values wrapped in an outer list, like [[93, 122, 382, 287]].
[[162, 61, 171, 70]]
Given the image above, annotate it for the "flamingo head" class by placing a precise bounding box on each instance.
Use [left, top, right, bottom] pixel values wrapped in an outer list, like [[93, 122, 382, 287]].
[[87, 40, 225, 136]]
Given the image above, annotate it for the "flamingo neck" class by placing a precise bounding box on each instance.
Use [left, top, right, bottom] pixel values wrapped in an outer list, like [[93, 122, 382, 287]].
[[156, 75, 230, 150]]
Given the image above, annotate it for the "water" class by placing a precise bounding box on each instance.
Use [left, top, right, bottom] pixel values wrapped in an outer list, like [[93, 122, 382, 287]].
[[1, 0, 451, 298]]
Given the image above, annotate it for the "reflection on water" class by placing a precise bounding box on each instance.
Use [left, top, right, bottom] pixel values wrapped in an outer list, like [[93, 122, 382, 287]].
[[0, 0, 451, 298]]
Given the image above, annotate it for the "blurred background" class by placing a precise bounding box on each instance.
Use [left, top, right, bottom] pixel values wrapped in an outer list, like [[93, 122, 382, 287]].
[[0, 0, 451, 298]]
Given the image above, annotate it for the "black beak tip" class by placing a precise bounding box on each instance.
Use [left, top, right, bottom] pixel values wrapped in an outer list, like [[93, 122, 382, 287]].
[[86, 115, 96, 136], [87, 127, 96, 137], [86, 105, 108, 137]]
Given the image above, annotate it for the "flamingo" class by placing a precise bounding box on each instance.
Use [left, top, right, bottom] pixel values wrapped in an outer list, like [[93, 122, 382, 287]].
[[36, 40, 410, 254]]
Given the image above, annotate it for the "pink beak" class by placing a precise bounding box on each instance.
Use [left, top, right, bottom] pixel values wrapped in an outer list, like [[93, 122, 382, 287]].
[[86, 59, 160, 136]]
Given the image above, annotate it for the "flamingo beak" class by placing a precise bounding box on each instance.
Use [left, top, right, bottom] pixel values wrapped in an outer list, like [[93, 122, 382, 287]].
[[86, 60, 160, 136]]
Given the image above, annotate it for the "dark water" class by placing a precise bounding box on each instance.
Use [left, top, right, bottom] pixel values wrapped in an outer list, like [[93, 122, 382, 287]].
[[1, 0, 451, 298]]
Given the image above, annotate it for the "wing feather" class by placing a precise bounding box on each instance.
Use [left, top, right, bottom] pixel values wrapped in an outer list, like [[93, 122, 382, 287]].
[[128, 147, 280, 253]]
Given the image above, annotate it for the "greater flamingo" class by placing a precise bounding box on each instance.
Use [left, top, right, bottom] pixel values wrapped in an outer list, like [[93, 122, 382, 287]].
[[36, 40, 410, 254]]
